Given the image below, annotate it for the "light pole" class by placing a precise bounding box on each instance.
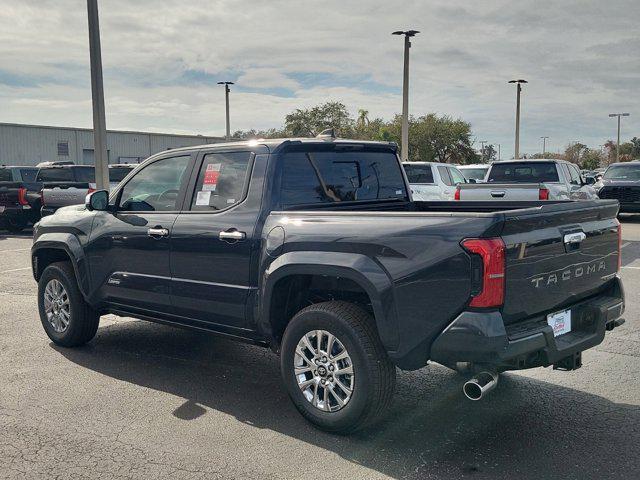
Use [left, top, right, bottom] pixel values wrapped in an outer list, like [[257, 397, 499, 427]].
[[392, 30, 419, 161], [608, 113, 630, 163], [87, 0, 109, 191], [509, 79, 527, 159], [540, 136, 549, 156], [218, 81, 234, 140], [497, 144, 501, 161]]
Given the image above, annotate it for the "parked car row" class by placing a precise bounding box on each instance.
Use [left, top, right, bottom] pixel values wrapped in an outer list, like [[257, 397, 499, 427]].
[[0, 163, 135, 231]]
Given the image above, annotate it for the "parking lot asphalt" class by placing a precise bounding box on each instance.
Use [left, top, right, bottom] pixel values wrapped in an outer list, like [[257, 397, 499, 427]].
[[1, 219, 639, 480]]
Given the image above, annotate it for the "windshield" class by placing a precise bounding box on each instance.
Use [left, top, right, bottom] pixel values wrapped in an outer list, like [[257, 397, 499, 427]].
[[403, 164, 434, 184], [487, 162, 559, 183], [603, 164, 640, 180], [280, 147, 408, 206], [459, 167, 488, 181]]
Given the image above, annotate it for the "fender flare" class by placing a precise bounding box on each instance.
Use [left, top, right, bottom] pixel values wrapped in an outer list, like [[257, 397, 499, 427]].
[[31, 233, 91, 299], [260, 251, 399, 352]]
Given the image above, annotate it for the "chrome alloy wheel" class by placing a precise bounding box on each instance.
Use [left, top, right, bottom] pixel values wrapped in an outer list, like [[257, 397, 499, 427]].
[[294, 330, 354, 412], [43, 279, 70, 333]]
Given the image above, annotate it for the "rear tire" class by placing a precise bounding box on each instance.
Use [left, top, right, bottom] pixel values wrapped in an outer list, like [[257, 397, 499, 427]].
[[38, 262, 100, 347], [280, 301, 396, 434]]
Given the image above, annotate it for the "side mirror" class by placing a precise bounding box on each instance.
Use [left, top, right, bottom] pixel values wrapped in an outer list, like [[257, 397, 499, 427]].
[[85, 190, 109, 211], [585, 177, 596, 185], [468, 178, 477, 184]]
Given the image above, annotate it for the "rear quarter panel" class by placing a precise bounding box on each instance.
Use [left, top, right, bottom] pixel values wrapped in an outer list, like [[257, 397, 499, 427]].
[[261, 211, 502, 368]]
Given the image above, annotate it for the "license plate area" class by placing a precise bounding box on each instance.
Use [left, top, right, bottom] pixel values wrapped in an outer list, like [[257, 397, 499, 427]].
[[547, 309, 572, 337]]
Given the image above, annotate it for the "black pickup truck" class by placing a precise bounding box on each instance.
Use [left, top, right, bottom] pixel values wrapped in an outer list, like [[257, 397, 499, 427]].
[[0, 165, 40, 232], [31, 137, 625, 432]]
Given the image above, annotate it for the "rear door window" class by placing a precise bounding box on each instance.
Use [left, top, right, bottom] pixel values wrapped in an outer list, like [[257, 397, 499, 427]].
[[0, 168, 12, 181], [189, 152, 252, 211], [437, 166, 453, 186], [448, 167, 467, 185], [487, 162, 560, 183], [403, 164, 434, 184], [36, 168, 75, 182], [280, 148, 407, 206], [567, 164, 582, 185]]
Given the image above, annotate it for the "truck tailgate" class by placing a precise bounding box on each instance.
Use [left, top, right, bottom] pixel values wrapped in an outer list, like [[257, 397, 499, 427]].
[[42, 183, 90, 207], [500, 200, 620, 324], [459, 183, 542, 201]]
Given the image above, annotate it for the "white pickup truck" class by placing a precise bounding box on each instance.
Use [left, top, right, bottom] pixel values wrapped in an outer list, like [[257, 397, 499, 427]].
[[403, 162, 468, 201], [456, 159, 599, 201], [40, 164, 135, 216]]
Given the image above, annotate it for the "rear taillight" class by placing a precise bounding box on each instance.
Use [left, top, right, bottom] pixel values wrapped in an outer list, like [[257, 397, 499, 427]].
[[462, 237, 506, 308], [18, 187, 29, 206], [539, 188, 549, 200], [617, 219, 622, 272], [454, 186, 461, 201], [40, 190, 45, 206]]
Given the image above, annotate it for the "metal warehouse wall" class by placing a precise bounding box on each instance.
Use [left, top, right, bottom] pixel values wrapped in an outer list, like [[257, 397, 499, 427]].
[[0, 123, 225, 166]]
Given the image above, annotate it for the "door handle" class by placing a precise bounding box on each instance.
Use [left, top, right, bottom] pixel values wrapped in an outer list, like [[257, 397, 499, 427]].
[[490, 190, 506, 198], [219, 228, 246, 242], [147, 226, 169, 238]]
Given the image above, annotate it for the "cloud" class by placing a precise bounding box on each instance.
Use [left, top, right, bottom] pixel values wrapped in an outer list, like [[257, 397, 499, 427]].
[[0, 0, 638, 158]]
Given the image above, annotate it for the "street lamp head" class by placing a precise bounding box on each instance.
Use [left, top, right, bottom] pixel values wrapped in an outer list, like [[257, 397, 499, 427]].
[[508, 79, 528, 84], [609, 113, 630, 117], [217, 81, 234, 85], [392, 30, 419, 36]]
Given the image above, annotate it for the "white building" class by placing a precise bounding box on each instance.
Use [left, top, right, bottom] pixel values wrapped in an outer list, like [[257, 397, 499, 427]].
[[0, 122, 225, 166]]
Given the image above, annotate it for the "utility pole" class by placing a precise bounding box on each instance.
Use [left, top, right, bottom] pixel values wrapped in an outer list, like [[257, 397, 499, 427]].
[[540, 136, 549, 156], [218, 82, 234, 140], [509, 79, 527, 159], [479, 140, 487, 161], [608, 113, 630, 163], [87, 0, 109, 191], [392, 30, 419, 161]]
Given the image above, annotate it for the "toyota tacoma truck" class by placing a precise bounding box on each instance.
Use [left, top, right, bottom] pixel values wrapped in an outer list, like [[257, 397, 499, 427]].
[[31, 137, 624, 433], [456, 159, 599, 201]]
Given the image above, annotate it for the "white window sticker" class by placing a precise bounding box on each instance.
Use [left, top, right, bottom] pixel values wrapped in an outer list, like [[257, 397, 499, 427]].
[[195, 190, 211, 206]]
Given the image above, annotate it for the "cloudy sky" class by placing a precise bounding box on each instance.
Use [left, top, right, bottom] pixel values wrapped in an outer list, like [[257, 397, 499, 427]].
[[1, 0, 638, 158]]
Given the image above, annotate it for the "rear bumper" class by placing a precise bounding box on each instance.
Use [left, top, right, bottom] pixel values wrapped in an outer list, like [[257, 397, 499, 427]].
[[430, 276, 625, 371]]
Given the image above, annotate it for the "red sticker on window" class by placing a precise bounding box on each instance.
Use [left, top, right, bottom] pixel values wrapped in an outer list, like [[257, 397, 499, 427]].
[[203, 163, 221, 191]]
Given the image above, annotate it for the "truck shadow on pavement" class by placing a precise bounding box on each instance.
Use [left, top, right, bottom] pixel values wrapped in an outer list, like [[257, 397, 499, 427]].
[[56, 319, 640, 480]]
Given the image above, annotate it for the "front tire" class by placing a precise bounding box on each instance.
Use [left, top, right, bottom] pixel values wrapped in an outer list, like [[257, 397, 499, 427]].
[[38, 262, 100, 347], [280, 301, 396, 434]]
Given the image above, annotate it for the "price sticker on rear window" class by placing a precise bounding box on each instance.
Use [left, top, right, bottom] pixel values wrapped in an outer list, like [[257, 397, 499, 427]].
[[202, 163, 221, 191]]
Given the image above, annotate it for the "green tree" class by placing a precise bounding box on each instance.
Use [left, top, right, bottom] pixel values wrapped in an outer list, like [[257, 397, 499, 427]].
[[564, 142, 588, 164], [284, 101, 354, 137], [580, 149, 604, 170], [232, 128, 283, 139], [631, 137, 640, 158]]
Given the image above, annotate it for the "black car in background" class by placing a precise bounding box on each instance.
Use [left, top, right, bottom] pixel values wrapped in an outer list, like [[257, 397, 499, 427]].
[[596, 162, 640, 213], [0, 165, 41, 232]]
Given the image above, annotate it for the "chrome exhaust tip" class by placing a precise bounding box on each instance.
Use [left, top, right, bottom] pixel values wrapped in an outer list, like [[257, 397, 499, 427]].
[[463, 371, 498, 401]]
